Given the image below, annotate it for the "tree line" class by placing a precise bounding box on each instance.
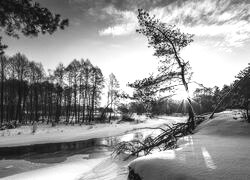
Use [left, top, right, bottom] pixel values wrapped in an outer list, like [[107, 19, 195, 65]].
[[192, 63, 250, 121], [125, 63, 250, 122], [0, 53, 112, 127]]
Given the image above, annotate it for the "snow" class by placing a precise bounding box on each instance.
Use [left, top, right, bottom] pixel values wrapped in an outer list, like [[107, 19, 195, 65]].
[[129, 110, 250, 180], [2, 155, 107, 180], [2, 154, 131, 180], [0, 116, 186, 147], [78, 156, 129, 180], [0, 160, 47, 178], [1, 151, 132, 180], [0, 115, 186, 179], [4, 111, 250, 180]]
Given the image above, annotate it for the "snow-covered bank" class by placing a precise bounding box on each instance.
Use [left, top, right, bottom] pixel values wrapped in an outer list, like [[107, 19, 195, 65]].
[[0, 116, 186, 147], [0, 115, 186, 179], [2, 155, 108, 180], [129, 110, 250, 180], [2, 154, 131, 180]]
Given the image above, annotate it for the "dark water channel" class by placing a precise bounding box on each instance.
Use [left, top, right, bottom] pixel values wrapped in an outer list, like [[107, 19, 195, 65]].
[[0, 131, 145, 178]]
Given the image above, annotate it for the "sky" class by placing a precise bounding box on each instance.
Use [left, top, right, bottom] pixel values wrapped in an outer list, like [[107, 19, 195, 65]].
[[2, 0, 250, 96]]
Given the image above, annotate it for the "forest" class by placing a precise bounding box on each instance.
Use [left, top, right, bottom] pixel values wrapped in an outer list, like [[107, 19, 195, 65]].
[[0, 51, 249, 129], [0, 53, 108, 127], [124, 63, 250, 120]]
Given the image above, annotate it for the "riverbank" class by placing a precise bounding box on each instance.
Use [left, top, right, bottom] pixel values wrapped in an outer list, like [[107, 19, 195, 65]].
[[129, 110, 250, 180], [0, 115, 186, 147], [0, 115, 186, 179]]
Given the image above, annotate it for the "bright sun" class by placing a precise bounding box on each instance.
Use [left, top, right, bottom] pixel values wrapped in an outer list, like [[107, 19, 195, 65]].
[[172, 89, 191, 100]]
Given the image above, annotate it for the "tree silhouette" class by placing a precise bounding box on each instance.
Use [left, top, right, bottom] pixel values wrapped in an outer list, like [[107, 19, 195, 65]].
[[0, 52, 107, 128], [10, 53, 30, 124], [53, 63, 65, 123], [89, 66, 105, 122], [234, 64, 250, 122]]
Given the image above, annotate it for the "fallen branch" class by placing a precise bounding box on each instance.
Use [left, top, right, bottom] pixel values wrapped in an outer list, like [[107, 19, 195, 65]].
[[113, 121, 193, 160]]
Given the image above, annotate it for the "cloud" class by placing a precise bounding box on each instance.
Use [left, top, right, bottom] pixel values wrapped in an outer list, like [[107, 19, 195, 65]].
[[68, 0, 175, 36], [69, 0, 175, 11], [152, 0, 250, 49], [99, 23, 136, 36], [98, 5, 138, 36], [98, 0, 250, 51]]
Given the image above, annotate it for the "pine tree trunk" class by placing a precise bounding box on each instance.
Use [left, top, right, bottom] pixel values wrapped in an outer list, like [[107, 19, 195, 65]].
[[0, 62, 4, 126]]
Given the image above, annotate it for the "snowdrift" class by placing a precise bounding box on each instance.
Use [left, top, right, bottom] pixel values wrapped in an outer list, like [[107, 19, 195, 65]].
[[129, 110, 250, 180]]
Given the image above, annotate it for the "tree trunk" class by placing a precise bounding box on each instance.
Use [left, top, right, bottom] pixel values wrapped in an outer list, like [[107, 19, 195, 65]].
[[180, 64, 195, 130], [74, 84, 77, 123], [22, 92, 27, 124], [246, 102, 250, 123], [34, 84, 39, 122], [109, 99, 113, 123], [91, 85, 96, 122], [55, 95, 59, 123], [155, 27, 196, 130], [16, 81, 23, 125], [0, 61, 4, 126], [30, 87, 33, 123]]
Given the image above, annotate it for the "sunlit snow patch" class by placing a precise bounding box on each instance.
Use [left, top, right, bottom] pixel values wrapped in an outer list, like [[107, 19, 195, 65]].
[[201, 147, 217, 170]]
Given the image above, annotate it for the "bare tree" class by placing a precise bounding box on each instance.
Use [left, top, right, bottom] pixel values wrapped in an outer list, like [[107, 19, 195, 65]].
[[10, 53, 30, 124], [54, 63, 65, 123], [81, 59, 93, 123], [107, 73, 120, 122], [29, 62, 44, 122], [89, 66, 104, 122]]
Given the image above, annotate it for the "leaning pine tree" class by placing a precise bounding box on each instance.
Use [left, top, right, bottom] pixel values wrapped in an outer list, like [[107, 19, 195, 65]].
[[114, 9, 196, 159]]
